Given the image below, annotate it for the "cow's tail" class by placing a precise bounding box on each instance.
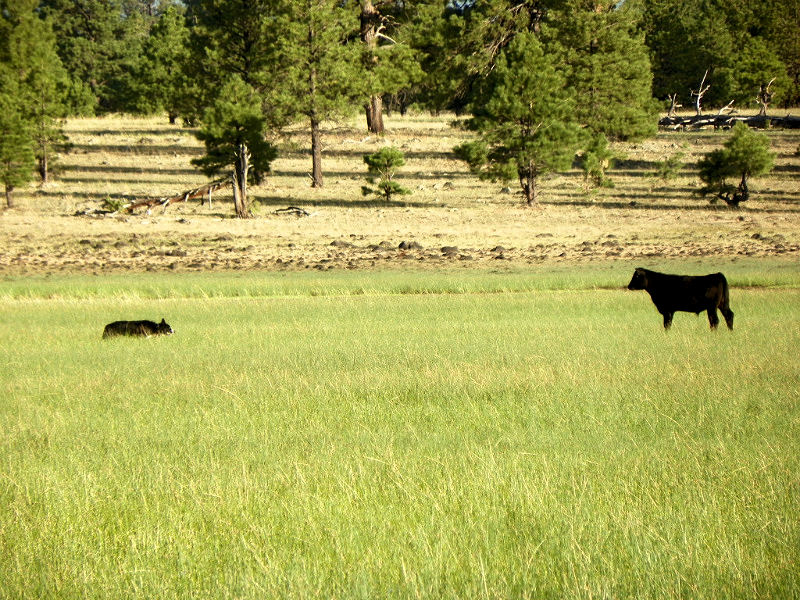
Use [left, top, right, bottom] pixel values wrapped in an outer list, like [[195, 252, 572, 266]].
[[719, 273, 730, 309], [718, 273, 735, 330]]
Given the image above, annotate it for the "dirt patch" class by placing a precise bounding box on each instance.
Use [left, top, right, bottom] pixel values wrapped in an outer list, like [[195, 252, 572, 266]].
[[2, 113, 798, 276], [1, 203, 798, 276]]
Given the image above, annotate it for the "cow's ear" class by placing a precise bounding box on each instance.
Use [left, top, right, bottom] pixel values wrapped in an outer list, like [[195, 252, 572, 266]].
[[160, 318, 166, 325]]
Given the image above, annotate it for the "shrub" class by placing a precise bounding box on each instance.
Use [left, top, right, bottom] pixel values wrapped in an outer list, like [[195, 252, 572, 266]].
[[697, 122, 775, 207], [361, 147, 411, 202]]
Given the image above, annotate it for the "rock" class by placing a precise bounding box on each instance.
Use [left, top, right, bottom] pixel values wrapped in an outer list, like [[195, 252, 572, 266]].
[[399, 240, 423, 250]]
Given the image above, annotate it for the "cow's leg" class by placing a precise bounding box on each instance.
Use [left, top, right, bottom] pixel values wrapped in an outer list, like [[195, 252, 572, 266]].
[[662, 312, 673, 329], [721, 308, 734, 330], [707, 308, 720, 329]]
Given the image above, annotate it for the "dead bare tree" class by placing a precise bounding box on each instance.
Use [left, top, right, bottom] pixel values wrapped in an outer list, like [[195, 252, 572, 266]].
[[756, 78, 776, 116], [667, 93, 682, 117], [717, 100, 736, 115], [690, 70, 711, 116], [232, 143, 251, 219], [126, 179, 231, 213]]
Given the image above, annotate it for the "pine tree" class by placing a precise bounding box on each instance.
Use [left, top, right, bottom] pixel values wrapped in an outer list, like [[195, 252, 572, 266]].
[[0, 74, 35, 207], [545, 0, 657, 141], [358, 0, 424, 134], [409, 0, 563, 113], [454, 32, 582, 205], [183, 0, 278, 113], [133, 5, 192, 123], [1, 0, 69, 184], [361, 147, 412, 202], [698, 122, 775, 207], [274, 0, 361, 188], [191, 76, 277, 218]]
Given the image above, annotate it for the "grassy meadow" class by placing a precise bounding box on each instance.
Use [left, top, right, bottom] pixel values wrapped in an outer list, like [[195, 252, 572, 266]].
[[2, 111, 800, 598], [2, 268, 800, 599]]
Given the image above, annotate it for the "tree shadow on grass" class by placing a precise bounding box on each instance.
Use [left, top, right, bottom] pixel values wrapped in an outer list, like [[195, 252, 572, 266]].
[[60, 165, 198, 176], [544, 198, 800, 213], [69, 144, 204, 157]]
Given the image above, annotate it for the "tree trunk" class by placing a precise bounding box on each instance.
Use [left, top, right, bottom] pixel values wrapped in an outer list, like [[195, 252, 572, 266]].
[[232, 143, 251, 218], [5, 184, 13, 208], [365, 95, 385, 134], [361, 0, 384, 135], [310, 115, 323, 188], [38, 149, 48, 184], [521, 162, 537, 206], [736, 172, 749, 204], [307, 18, 324, 189]]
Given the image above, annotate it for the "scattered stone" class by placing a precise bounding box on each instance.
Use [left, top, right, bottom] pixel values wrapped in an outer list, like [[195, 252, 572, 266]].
[[399, 240, 423, 250], [441, 246, 459, 256], [165, 248, 187, 257]]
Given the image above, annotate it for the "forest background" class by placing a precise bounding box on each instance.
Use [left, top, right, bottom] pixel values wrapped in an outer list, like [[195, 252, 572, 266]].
[[1, 0, 798, 210]]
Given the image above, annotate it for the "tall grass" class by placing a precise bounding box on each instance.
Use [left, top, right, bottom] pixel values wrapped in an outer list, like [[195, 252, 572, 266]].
[[1, 272, 799, 598], [2, 256, 799, 300]]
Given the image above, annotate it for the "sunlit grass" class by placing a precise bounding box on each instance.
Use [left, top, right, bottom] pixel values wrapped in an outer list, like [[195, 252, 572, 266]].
[[1, 270, 798, 598]]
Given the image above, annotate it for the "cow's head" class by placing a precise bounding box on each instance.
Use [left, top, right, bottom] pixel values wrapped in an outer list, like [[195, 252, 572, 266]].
[[627, 268, 648, 290]]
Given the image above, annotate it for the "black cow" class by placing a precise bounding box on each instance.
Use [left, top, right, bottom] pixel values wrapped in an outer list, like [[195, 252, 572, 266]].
[[627, 268, 734, 330], [103, 318, 174, 338]]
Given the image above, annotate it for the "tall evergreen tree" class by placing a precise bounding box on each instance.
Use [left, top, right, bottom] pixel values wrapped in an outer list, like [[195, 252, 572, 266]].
[[1, 0, 69, 184], [454, 32, 582, 205], [358, 0, 423, 133], [191, 76, 278, 218], [544, 0, 657, 141], [410, 0, 563, 112], [275, 0, 361, 188], [183, 0, 279, 120], [0, 72, 35, 207], [132, 5, 192, 122]]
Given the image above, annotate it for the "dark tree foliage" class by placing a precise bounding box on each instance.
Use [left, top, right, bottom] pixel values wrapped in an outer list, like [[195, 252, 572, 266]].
[[39, 0, 149, 113], [408, 0, 565, 112], [641, 0, 797, 109], [544, 0, 658, 141], [454, 32, 583, 205]]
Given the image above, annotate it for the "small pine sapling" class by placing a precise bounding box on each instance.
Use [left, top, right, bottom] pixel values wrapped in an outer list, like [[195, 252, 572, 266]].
[[362, 146, 411, 202], [579, 134, 620, 191], [697, 122, 774, 207]]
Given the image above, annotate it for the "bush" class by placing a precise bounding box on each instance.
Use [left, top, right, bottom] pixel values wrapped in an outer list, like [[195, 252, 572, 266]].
[[361, 147, 411, 202], [697, 122, 774, 207], [579, 134, 620, 190]]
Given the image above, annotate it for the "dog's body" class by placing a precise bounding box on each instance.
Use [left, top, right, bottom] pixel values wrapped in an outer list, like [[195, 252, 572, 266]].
[[102, 319, 174, 338]]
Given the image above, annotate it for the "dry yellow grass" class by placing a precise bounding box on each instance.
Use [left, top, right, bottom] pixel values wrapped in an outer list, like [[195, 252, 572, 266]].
[[1, 111, 798, 275]]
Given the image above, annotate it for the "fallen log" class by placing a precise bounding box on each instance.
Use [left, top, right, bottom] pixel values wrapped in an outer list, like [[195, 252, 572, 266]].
[[274, 206, 310, 217], [126, 179, 231, 213], [659, 113, 800, 130]]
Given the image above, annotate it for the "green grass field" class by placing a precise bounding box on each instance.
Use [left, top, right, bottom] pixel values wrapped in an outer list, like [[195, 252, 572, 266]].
[[2, 266, 799, 598]]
